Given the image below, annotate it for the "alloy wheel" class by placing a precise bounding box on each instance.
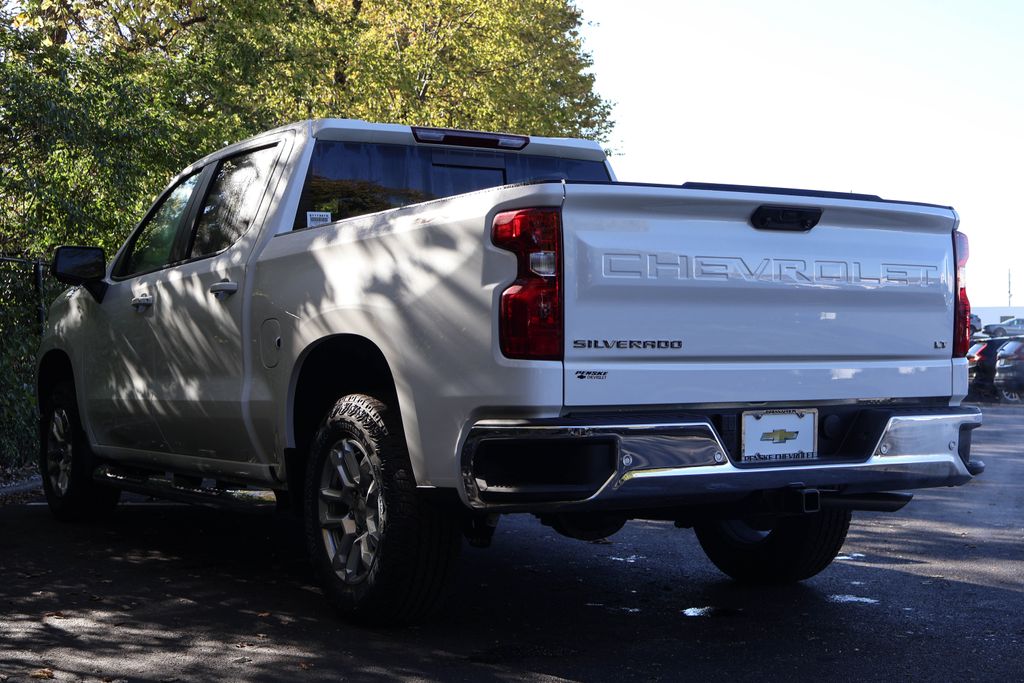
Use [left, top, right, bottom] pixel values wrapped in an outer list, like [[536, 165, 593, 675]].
[[318, 438, 384, 584], [46, 408, 74, 497]]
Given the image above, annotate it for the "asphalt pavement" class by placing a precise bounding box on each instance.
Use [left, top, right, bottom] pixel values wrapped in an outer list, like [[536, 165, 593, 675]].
[[1, 405, 1021, 682]]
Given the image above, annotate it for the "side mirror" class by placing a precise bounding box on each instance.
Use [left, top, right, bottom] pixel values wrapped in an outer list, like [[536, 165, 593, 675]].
[[51, 246, 108, 302]]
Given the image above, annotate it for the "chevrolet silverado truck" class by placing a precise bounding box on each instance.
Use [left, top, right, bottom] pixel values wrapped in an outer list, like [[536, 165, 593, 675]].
[[38, 118, 984, 623]]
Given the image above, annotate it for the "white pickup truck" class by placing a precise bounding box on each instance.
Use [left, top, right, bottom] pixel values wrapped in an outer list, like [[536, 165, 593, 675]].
[[38, 118, 983, 624]]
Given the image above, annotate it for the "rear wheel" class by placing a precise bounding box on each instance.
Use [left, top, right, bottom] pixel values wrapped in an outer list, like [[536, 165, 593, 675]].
[[38, 381, 120, 520], [304, 394, 462, 624], [695, 510, 851, 583]]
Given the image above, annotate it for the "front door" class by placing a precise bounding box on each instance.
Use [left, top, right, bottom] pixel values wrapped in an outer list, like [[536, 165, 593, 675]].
[[84, 171, 204, 453]]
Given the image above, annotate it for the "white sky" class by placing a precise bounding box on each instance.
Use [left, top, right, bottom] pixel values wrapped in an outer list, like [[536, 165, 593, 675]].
[[574, 0, 1023, 307]]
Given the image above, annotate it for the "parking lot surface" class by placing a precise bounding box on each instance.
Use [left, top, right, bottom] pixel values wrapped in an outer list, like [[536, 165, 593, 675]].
[[1, 405, 1021, 682]]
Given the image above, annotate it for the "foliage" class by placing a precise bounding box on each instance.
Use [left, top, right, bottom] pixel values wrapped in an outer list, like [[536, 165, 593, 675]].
[[0, 0, 611, 467], [1, 0, 610, 256], [0, 260, 55, 470], [342, 0, 612, 137]]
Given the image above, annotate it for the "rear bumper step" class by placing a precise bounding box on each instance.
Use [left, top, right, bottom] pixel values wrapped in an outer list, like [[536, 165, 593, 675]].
[[459, 407, 982, 512], [820, 491, 913, 512]]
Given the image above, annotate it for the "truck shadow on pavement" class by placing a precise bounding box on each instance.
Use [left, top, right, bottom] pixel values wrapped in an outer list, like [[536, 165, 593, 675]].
[[1, 490, 1021, 682]]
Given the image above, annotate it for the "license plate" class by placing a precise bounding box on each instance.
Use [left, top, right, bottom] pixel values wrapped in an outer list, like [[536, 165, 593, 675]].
[[741, 409, 818, 464]]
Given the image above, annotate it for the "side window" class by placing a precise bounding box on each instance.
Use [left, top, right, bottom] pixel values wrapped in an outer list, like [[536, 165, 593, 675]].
[[293, 142, 436, 230], [118, 172, 202, 277], [189, 145, 279, 258]]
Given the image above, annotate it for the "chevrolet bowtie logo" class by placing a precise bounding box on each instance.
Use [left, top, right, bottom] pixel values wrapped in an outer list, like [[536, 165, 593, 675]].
[[761, 429, 799, 444]]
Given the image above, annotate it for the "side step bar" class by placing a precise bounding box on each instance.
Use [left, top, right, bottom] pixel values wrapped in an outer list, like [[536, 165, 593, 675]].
[[94, 465, 277, 511]]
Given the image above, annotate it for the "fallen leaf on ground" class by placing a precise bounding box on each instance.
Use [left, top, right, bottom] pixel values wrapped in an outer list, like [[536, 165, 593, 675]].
[[298, 662, 314, 670], [42, 611, 67, 619], [29, 670, 54, 680], [256, 611, 271, 618]]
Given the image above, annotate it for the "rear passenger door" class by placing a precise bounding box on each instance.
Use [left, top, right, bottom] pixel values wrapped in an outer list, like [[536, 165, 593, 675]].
[[147, 143, 283, 463]]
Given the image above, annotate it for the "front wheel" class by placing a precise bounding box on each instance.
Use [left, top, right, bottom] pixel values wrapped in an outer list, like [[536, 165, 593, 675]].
[[694, 510, 851, 583], [994, 327, 1007, 337], [39, 381, 120, 520], [303, 394, 462, 624]]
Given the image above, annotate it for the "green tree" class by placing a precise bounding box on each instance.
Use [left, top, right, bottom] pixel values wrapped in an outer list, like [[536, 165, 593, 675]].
[[340, 0, 612, 138], [2, 0, 610, 256], [0, 0, 611, 468]]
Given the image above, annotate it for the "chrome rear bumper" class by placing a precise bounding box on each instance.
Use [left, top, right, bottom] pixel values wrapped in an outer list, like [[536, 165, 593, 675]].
[[458, 408, 983, 512]]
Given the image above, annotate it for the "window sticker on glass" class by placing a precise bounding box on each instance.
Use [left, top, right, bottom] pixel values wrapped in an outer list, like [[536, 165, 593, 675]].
[[306, 211, 333, 228]]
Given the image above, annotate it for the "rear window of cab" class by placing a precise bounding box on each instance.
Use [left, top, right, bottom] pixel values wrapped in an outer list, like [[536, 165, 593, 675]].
[[292, 140, 609, 230]]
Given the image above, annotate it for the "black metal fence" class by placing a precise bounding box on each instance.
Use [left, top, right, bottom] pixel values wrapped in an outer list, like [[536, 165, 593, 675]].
[[0, 256, 53, 469]]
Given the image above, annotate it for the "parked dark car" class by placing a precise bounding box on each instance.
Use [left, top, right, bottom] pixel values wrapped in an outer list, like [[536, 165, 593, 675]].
[[983, 317, 1024, 337], [993, 340, 1024, 401], [968, 337, 1023, 402]]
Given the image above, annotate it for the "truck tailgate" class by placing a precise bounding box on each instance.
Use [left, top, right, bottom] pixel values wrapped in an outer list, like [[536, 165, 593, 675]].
[[561, 183, 958, 407]]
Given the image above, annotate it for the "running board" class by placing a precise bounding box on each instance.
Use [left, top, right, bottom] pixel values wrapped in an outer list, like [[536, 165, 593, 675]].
[[94, 465, 277, 511]]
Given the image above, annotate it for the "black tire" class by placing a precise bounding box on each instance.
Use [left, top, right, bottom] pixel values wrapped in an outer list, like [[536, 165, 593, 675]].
[[994, 328, 1007, 337], [695, 510, 851, 584], [303, 394, 462, 624], [38, 381, 120, 521]]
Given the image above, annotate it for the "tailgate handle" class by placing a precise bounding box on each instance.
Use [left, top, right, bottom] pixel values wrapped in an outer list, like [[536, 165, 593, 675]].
[[751, 205, 822, 231]]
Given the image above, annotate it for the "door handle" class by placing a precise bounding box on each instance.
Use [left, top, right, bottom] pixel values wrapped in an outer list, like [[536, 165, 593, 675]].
[[209, 280, 239, 299], [130, 293, 153, 311]]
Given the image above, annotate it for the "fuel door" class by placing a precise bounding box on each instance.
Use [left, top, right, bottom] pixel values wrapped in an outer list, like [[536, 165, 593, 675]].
[[260, 318, 282, 368]]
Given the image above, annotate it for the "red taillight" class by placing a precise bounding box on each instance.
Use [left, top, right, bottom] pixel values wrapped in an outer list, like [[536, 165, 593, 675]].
[[491, 208, 562, 360], [953, 231, 971, 357]]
